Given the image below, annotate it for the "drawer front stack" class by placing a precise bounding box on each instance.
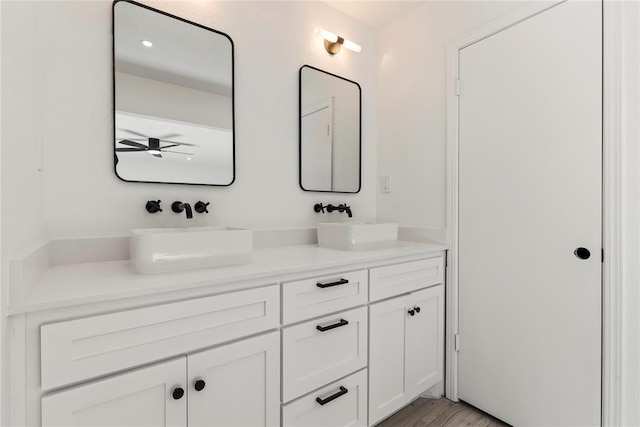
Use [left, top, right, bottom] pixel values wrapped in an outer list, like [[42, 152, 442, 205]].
[[282, 306, 368, 402], [40, 285, 280, 391]]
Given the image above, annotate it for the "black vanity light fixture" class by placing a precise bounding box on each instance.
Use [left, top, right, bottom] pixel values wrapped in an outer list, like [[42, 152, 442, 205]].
[[315, 27, 361, 55]]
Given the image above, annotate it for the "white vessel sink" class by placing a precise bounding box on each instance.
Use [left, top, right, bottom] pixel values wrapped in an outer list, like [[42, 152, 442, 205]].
[[317, 222, 398, 251], [130, 226, 252, 274]]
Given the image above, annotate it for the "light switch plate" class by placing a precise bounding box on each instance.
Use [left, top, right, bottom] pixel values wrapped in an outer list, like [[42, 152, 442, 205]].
[[381, 175, 391, 193]]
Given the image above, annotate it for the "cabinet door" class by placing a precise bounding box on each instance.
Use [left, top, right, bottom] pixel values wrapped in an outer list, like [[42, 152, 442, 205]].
[[187, 331, 280, 427], [368, 294, 411, 426], [41, 357, 186, 427], [405, 285, 444, 397]]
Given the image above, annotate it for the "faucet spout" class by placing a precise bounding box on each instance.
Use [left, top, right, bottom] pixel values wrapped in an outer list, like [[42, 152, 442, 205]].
[[171, 201, 193, 219], [326, 203, 353, 218]]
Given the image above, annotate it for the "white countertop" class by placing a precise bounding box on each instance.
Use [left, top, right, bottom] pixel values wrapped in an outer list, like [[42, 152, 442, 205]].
[[11, 241, 447, 314]]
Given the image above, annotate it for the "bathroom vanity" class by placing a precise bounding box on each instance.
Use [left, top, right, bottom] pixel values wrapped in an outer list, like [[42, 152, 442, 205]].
[[7, 236, 446, 427]]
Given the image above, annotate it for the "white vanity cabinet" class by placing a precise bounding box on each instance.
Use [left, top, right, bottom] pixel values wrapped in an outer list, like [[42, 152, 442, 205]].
[[42, 331, 280, 427], [11, 241, 447, 427], [368, 261, 445, 426]]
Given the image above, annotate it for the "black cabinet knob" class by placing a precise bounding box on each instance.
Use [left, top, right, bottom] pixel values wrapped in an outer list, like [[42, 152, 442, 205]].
[[414, 306, 421, 313], [194, 379, 206, 391], [172, 387, 184, 400], [574, 247, 591, 260], [408, 309, 415, 316]]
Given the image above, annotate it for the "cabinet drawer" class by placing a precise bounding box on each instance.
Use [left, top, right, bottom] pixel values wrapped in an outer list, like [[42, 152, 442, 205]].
[[369, 257, 444, 301], [282, 270, 367, 324], [41, 285, 279, 391], [282, 306, 367, 402], [282, 369, 367, 427]]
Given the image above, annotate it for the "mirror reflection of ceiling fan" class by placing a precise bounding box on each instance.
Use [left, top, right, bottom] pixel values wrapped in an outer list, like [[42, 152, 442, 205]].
[[116, 129, 196, 158]]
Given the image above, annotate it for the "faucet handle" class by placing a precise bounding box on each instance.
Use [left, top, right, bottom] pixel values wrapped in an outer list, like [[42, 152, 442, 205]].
[[314, 203, 326, 214], [146, 200, 162, 214], [195, 201, 210, 214]]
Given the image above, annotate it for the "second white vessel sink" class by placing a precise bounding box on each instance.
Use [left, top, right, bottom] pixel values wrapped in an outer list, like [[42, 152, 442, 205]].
[[130, 226, 252, 274], [317, 222, 398, 251]]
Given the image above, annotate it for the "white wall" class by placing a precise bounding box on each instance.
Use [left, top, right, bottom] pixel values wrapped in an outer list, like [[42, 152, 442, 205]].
[[115, 72, 233, 129], [376, 1, 525, 230], [2, 0, 377, 246]]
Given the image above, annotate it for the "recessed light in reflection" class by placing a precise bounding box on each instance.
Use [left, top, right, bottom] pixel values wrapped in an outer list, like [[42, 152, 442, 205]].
[[141, 40, 153, 47], [187, 157, 192, 161]]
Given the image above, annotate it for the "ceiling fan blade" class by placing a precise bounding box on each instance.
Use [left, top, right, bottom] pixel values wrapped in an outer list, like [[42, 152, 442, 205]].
[[163, 150, 194, 156], [117, 139, 147, 149], [159, 139, 197, 147], [116, 147, 146, 152], [159, 133, 182, 139], [119, 129, 148, 138]]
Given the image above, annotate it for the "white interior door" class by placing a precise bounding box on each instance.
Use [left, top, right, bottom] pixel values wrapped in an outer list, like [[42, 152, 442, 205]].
[[301, 99, 333, 191], [457, 2, 602, 426]]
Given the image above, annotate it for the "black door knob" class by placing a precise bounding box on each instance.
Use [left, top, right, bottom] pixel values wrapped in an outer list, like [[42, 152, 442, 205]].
[[408, 309, 415, 316], [194, 379, 206, 391], [414, 306, 421, 313], [172, 387, 184, 400], [574, 247, 591, 260]]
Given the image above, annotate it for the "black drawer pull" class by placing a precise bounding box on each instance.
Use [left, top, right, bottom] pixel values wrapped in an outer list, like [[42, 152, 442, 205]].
[[316, 386, 348, 406], [317, 278, 349, 288], [316, 319, 349, 332]]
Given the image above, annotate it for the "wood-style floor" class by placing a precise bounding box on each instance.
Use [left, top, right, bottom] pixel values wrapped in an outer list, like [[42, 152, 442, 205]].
[[376, 398, 511, 427]]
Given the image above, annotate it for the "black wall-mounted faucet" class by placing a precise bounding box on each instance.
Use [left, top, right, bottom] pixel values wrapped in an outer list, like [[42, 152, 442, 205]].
[[172, 201, 193, 219], [314, 203, 326, 213], [195, 201, 210, 214], [326, 203, 353, 218], [146, 200, 162, 214]]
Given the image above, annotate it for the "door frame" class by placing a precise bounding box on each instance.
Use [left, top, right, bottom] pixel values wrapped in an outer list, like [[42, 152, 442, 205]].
[[445, 1, 623, 424]]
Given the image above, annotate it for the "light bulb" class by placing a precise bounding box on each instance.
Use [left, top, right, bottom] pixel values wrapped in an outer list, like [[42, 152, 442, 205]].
[[315, 27, 338, 43], [342, 39, 362, 53], [141, 40, 153, 47]]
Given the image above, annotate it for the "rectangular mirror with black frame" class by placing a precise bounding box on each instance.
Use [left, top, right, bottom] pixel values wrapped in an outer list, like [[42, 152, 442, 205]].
[[299, 65, 361, 193], [113, 0, 235, 186]]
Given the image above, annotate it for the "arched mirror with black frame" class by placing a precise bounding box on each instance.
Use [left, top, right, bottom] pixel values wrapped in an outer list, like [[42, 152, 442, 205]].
[[113, 0, 235, 186], [299, 65, 361, 193]]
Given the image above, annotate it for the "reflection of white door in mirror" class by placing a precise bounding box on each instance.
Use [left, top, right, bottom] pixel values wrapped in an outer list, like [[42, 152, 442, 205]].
[[113, 0, 234, 186], [301, 98, 333, 191], [299, 65, 361, 193]]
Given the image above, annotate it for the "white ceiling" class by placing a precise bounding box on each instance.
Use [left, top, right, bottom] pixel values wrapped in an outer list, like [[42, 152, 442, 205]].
[[324, 1, 428, 29], [114, 1, 232, 96]]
